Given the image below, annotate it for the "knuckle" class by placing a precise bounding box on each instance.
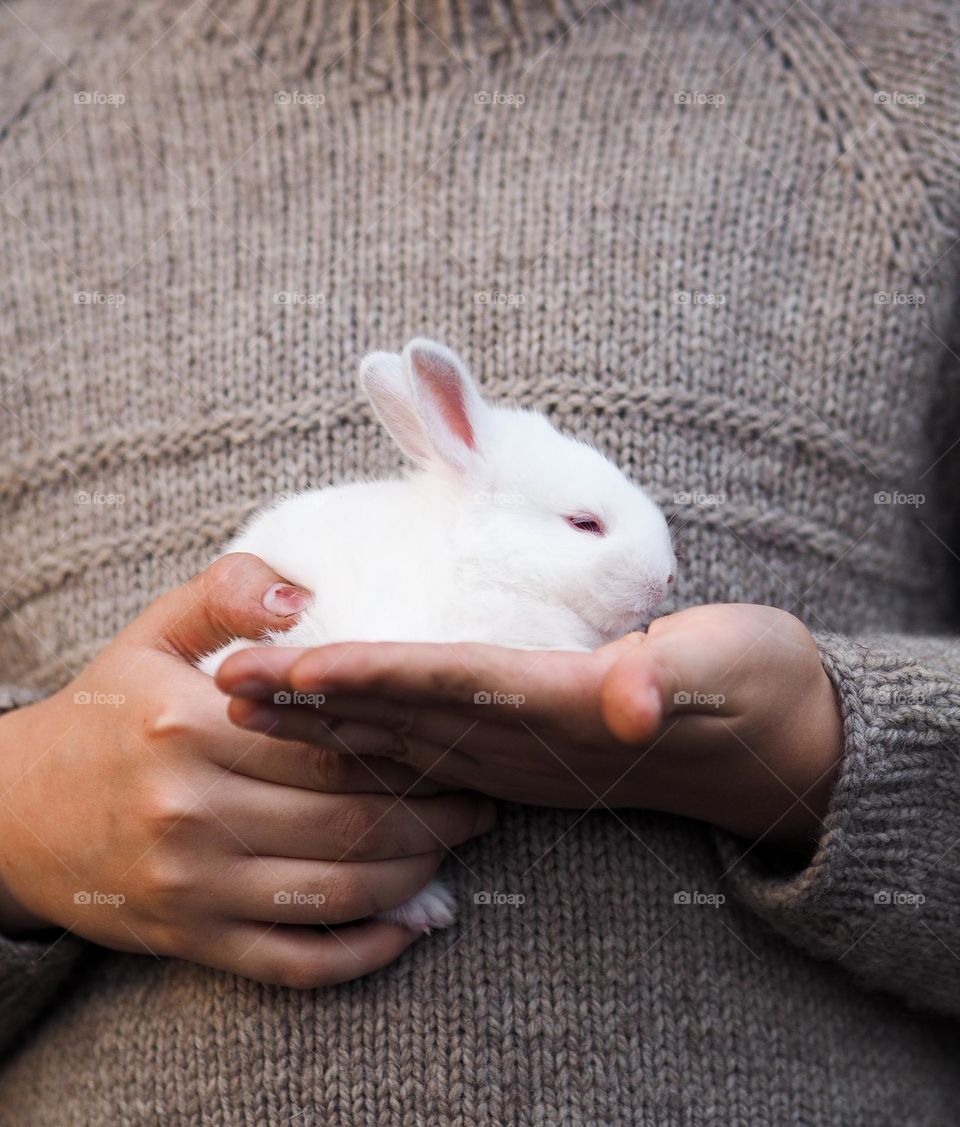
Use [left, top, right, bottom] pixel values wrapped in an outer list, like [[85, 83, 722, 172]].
[[330, 799, 383, 853], [141, 781, 200, 835], [191, 553, 263, 622], [139, 853, 195, 900], [302, 744, 352, 792], [144, 706, 197, 746], [321, 870, 375, 921], [202, 552, 259, 595], [146, 920, 187, 957]]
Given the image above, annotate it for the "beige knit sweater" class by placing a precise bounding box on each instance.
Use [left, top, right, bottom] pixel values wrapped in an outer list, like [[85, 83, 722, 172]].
[[1, 1, 959, 1123]]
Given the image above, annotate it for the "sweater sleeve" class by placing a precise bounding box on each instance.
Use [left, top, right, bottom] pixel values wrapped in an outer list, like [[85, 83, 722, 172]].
[[0, 697, 87, 1059], [0, 930, 86, 1058], [713, 631, 960, 1017]]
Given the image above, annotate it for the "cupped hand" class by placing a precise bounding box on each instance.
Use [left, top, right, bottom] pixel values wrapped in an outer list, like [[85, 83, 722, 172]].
[[0, 554, 494, 987], [218, 604, 843, 847]]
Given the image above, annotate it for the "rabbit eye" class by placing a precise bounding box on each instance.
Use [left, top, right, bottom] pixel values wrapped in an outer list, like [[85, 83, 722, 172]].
[[565, 514, 606, 536]]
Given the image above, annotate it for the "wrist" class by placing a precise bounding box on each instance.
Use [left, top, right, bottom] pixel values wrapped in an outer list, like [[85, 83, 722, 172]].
[[0, 704, 57, 934], [716, 668, 843, 847], [784, 663, 844, 828]]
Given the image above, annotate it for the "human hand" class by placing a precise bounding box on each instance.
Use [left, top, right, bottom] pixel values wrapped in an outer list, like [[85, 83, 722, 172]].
[[0, 554, 494, 987], [218, 604, 843, 846]]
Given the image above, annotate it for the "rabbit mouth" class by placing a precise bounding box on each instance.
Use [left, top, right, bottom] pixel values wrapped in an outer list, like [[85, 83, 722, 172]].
[[595, 594, 666, 642], [632, 582, 669, 618]]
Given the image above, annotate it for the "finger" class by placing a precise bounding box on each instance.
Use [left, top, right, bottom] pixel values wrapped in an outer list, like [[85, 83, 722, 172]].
[[228, 692, 482, 756], [219, 640, 595, 728], [128, 554, 312, 662], [228, 696, 495, 779], [600, 623, 737, 744], [600, 643, 665, 744], [207, 776, 496, 861], [199, 919, 422, 988], [219, 641, 524, 711], [222, 852, 446, 925], [290, 642, 531, 710], [216, 644, 318, 698], [206, 701, 443, 796]]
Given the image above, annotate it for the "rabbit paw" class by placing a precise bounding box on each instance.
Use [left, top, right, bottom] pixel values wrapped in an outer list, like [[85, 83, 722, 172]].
[[376, 880, 456, 933]]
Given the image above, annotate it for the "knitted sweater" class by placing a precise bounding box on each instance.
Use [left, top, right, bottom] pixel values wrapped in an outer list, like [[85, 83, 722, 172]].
[[1, 0, 959, 1123]]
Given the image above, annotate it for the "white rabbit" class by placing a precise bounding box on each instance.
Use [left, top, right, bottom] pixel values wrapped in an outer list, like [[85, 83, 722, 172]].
[[199, 338, 675, 932]]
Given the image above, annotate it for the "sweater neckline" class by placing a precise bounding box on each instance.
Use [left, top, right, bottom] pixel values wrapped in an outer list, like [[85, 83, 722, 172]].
[[120, 0, 612, 77]]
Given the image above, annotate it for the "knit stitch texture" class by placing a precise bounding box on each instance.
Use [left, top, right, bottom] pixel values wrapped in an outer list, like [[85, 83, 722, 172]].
[[1, 1, 959, 1124]]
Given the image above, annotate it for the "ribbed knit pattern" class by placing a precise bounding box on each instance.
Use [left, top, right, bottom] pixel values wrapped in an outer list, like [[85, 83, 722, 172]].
[[1, 1, 960, 1123]]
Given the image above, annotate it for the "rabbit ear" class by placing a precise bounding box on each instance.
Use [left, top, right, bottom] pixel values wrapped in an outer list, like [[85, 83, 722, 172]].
[[402, 338, 488, 474], [359, 350, 434, 466]]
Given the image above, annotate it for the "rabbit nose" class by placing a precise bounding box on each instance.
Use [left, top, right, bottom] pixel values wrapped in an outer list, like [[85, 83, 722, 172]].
[[667, 573, 675, 585]]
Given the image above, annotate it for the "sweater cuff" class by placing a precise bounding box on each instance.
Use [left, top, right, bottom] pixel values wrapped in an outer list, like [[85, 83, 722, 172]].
[[713, 631, 960, 1016], [0, 928, 85, 1057]]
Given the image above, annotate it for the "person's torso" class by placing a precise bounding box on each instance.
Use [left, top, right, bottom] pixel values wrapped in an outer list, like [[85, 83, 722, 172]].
[[1, 1, 958, 1123]]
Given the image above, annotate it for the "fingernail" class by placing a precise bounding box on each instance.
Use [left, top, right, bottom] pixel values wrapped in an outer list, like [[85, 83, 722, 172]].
[[474, 798, 498, 835], [647, 686, 662, 717], [262, 583, 311, 617]]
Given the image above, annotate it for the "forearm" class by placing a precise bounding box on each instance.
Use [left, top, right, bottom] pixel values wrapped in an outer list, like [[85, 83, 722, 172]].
[[0, 702, 60, 933], [715, 630, 960, 1016], [0, 704, 85, 1056]]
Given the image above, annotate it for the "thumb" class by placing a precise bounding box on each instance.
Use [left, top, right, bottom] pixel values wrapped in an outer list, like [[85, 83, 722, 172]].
[[128, 553, 312, 662], [599, 631, 681, 745]]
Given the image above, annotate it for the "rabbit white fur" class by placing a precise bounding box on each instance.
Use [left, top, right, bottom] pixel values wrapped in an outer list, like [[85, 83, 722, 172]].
[[198, 338, 675, 932]]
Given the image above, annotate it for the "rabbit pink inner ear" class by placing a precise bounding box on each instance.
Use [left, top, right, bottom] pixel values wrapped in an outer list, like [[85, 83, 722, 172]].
[[405, 340, 487, 471], [415, 354, 477, 450]]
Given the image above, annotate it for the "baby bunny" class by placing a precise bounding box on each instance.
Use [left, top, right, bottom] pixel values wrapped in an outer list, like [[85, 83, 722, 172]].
[[199, 338, 675, 931]]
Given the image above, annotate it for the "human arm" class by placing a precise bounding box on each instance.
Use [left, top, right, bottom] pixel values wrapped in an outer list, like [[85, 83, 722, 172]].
[[0, 552, 494, 1055], [217, 602, 960, 1014]]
